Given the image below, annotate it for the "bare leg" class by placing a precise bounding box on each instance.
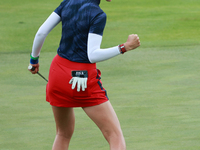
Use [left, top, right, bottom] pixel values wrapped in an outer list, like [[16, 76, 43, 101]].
[[52, 106, 75, 150], [83, 101, 126, 150]]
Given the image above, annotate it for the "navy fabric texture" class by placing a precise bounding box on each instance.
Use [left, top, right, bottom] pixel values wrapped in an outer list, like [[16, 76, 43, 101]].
[[54, 0, 107, 63]]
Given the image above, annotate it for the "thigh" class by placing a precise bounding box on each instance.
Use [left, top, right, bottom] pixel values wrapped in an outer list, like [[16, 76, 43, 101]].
[[52, 106, 75, 135], [82, 101, 122, 134]]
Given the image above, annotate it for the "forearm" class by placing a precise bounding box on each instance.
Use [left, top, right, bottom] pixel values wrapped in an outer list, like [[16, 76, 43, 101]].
[[31, 32, 46, 57]]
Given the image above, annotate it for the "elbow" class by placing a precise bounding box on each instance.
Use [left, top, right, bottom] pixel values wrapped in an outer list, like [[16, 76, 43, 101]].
[[36, 27, 49, 38], [88, 56, 96, 63], [36, 32, 48, 38], [88, 52, 98, 63]]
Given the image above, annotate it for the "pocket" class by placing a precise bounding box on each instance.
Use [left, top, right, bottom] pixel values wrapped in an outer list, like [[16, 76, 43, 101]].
[[72, 87, 91, 97], [71, 70, 91, 98]]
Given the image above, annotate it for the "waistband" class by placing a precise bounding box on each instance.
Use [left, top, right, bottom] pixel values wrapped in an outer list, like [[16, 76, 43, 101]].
[[54, 54, 96, 70]]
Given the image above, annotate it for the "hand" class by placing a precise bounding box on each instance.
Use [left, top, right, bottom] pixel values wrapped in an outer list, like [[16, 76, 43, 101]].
[[69, 77, 88, 92], [124, 34, 140, 51], [28, 63, 39, 74]]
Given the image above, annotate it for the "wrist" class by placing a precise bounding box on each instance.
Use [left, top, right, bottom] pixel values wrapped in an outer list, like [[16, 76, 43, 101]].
[[118, 44, 127, 54], [30, 54, 39, 64], [30, 54, 39, 60]]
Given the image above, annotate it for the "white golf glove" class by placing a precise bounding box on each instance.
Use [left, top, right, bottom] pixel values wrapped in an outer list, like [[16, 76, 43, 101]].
[[69, 71, 88, 92]]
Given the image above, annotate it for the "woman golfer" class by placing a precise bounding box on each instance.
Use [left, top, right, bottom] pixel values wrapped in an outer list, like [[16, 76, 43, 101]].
[[28, 0, 140, 149]]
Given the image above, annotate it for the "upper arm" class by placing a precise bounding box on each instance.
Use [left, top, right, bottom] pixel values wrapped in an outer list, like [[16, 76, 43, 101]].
[[37, 12, 61, 35]]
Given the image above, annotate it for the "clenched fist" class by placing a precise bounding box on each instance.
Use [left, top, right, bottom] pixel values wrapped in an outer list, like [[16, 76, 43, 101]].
[[124, 34, 140, 51]]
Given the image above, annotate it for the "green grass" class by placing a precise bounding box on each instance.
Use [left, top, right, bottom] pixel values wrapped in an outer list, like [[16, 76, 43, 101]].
[[0, 0, 200, 149]]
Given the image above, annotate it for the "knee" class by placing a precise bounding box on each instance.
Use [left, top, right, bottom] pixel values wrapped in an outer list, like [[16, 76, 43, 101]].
[[102, 128, 126, 147], [104, 131, 126, 150], [56, 130, 74, 140], [56, 126, 74, 140]]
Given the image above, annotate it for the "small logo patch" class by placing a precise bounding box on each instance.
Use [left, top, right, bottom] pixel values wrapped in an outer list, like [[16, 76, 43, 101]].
[[72, 70, 88, 78]]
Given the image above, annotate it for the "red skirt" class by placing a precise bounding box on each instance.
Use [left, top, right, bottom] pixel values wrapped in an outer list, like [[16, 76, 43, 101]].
[[46, 54, 109, 107]]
